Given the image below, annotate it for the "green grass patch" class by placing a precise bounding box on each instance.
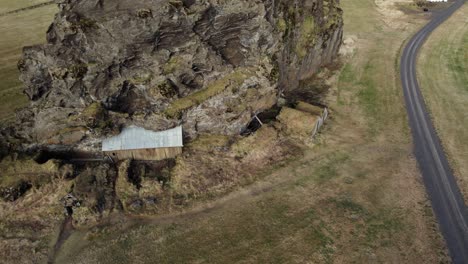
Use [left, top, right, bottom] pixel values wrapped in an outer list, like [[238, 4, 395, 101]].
[[357, 62, 379, 119], [337, 62, 356, 105], [364, 209, 404, 247], [447, 32, 468, 91], [295, 152, 350, 186], [338, 63, 356, 84], [314, 152, 349, 183], [332, 197, 367, 215], [326, 196, 404, 249]]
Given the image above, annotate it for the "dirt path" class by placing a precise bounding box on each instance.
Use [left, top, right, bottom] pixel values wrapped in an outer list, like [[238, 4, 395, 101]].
[[48, 216, 74, 264]]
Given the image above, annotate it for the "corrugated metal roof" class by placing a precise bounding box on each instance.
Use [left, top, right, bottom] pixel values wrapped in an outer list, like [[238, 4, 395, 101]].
[[102, 126, 183, 151]]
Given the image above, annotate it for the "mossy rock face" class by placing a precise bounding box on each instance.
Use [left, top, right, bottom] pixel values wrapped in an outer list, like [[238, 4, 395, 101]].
[[244, 88, 260, 100], [49, 67, 69, 80], [16, 0, 343, 148], [295, 16, 317, 58], [129, 73, 153, 85], [225, 97, 248, 113], [163, 56, 183, 75], [165, 68, 254, 118], [268, 62, 280, 83], [277, 18, 287, 33], [82, 102, 104, 119], [47, 126, 87, 145], [322, 1, 342, 31], [137, 8, 153, 18], [69, 64, 88, 79], [158, 80, 179, 98], [46, 124, 91, 151], [78, 102, 112, 133]]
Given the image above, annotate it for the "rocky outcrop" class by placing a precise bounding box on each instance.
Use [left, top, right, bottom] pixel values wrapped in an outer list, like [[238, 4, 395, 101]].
[[14, 0, 342, 149]]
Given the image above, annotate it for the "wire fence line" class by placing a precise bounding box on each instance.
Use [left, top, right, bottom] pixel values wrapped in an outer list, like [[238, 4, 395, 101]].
[[0, 1, 54, 17]]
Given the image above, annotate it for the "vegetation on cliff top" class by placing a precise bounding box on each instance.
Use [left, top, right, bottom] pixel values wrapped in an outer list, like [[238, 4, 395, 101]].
[[165, 68, 254, 118]]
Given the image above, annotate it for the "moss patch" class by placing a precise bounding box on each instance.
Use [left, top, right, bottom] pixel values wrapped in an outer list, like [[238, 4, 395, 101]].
[[163, 56, 183, 74], [81, 102, 104, 119], [129, 73, 153, 85], [157, 79, 178, 98], [323, 1, 342, 30], [277, 18, 287, 33], [165, 68, 254, 118], [295, 16, 317, 58]]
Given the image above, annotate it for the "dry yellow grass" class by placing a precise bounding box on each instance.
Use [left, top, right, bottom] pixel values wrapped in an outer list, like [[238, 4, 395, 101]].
[[0, 157, 59, 188], [276, 107, 319, 137], [417, 4, 468, 202]]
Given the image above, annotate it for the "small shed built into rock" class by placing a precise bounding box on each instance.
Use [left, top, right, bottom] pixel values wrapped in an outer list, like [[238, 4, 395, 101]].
[[102, 126, 183, 161]]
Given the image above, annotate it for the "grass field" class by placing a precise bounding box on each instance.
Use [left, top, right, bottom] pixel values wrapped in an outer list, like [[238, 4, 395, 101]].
[[0, 0, 51, 14], [418, 4, 468, 202], [51, 0, 449, 263], [0, 1, 56, 123]]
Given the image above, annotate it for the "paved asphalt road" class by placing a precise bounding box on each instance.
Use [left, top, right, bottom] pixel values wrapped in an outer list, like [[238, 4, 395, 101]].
[[400, 0, 468, 262]]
